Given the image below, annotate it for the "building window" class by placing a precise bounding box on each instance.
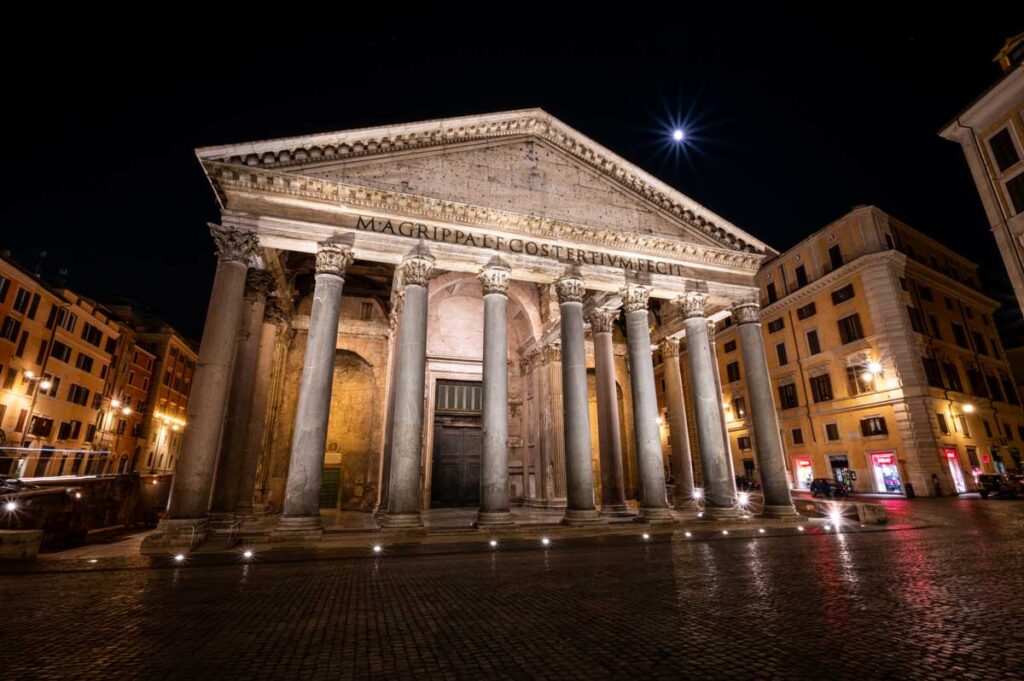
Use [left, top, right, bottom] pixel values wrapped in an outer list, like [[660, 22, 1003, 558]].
[[15, 331, 28, 357], [806, 330, 821, 355], [846, 365, 876, 395], [0, 276, 9, 304], [766, 282, 778, 304], [828, 245, 843, 270], [966, 367, 989, 398], [1018, 426, 1024, 442], [75, 353, 94, 373], [12, 288, 31, 313], [794, 265, 808, 288], [49, 340, 72, 363], [359, 301, 374, 321], [837, 314, 864, 344], [989, 127, 1020, 172], [777, 383, 799, 409], [796, 302, 816, 320], [1004, 423, 1014, 441], [35, 340, 48, 365], [732, 396, 747, 419], [825, 423, 840, 442], [767, 317, 785, 333], [986, 374, 1005, 403], [809, 373, 833, 403], [1003, 377, 1020, 406], [943, 362, 964, 392], [972, 331, 988, 356], [921, 357, 945, 389], [983, 420, 993, 438], [831, 284, 855, 305], [959, 415, 971, 438], [723, 340, 737, 353], [945, 297, 954, 310], [0, 316, 21, 343], [917, 284, 933, 301], [791, 428, 804, 445], [726, 361, 741, 383], [67, 383, 91, 406], [937, 413, 950, 435], [116, 419, 127, 435], [861, 416, 888, 437], [952, 323, 969, 349], [81, 323, 103, 347], [775, 342, 788, 366], [1007, 172, 1024, 214], [928, 315, 942, 339], [907, 306, 926, 334], [41, 374, 60, 398], [738, 436, 752, 450]]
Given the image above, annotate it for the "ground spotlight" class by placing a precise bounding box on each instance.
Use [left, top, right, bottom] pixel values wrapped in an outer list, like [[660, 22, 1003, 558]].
[[797, 525, 805, 532], [758, 528, 766, 534], [738, 491, 750, 507], [489, 539, 498, 548], [721, 530, 729, 536], [87, 559, 98, 564], [692, 488, 703, 500], [243, 550, 254, 559], [541, 537, 551, 547], [4, 501, 16, 512], [642, 533, 651, 540], [684, 531, 693, 538], [173, 554, 186, 563], [372, 544, 383, 554], [829, 508, 843, 527]]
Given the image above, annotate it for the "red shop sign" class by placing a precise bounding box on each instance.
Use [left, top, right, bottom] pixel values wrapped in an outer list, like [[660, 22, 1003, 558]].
[[796, 459, 812, 467], [982, 455, 991, 463], [874, 454, 894, 465], [944, 449, 958, 461]]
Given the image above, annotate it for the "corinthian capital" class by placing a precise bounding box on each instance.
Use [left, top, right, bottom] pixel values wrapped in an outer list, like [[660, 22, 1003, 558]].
[[479, 257, 511, 296], [210, 224, 259, 264], [677, 291, 707, 320], [659, 336, 681, 358], [731, 301, 760, 325], [244, 269, 276, 300], [554, 272, 585, 304], [543, 342, 562, 364], [619, 284, 651, 314], [316, 242, 354, 278], [588, 309, 617, 334], [397, 248, 433, 288]]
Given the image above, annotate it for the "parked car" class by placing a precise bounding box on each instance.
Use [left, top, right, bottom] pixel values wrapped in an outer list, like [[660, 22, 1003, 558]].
[[809, 478, 849, 498], [977, 474, 1023, 499]]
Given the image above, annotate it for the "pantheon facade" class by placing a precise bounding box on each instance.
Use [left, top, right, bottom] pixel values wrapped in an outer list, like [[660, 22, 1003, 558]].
[[144, 109, 797, 550]]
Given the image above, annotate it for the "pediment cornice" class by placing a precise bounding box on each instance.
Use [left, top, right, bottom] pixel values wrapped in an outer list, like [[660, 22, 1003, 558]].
[[196, 109, 771, 255], [203, 160, 765, 273]]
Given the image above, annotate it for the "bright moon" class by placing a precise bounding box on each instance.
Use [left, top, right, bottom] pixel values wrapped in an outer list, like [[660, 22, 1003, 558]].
[[672, 128, 684, 141]]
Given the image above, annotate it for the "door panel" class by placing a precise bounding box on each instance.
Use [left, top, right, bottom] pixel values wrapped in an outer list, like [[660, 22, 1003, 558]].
[[431, 423, 482, 507]]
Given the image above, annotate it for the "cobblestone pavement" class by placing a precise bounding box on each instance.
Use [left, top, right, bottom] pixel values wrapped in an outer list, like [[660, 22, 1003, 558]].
[[3, 498, 1024, 680]]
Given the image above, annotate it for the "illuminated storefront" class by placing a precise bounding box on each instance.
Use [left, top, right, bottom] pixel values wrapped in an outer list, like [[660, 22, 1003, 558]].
[[870, 452, 902, 494], [944, 447, 967, 494]]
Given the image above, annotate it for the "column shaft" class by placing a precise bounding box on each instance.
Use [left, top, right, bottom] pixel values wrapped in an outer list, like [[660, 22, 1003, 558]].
[[211, 270, 273, 516], [661, 338, 696, 510], [477, 260, 513, 526], [235, 309, 282, 513], [556, 273, 600, 524], [275, 244, 352, 536], [166, 228, 256, 520], [709, 323, 738, 485], [680, 293, 738, 518], [621, 286, 671, 521], [735, 303, 799, 516], [591, 311, 628, 515], [382, 248, 434, 528]]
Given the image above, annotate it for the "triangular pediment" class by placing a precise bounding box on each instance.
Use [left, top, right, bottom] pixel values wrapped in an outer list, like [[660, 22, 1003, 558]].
[[197, 109, 770, 254]]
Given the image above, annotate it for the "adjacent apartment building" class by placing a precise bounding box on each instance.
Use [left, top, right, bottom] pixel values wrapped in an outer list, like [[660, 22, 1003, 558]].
[[940, 34, 1024, 318], [106, 304, 196, 475], [698, 206, 1024, 497], [0, 256, 122, 477]]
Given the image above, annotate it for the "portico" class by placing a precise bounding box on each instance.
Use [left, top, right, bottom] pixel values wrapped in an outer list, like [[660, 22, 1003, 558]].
[[142, 109, 797, 553]]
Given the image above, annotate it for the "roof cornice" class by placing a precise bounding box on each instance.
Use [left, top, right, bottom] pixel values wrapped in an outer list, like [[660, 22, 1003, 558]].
[[203, 160, 766, 274], [196, 109, 770, 255]]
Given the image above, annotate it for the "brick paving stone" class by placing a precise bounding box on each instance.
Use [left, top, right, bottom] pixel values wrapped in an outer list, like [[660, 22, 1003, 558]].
[[2, 498, 1024, 680]]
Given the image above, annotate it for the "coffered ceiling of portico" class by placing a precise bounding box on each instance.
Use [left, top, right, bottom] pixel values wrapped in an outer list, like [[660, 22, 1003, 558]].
[[197, 109, 774, 258]]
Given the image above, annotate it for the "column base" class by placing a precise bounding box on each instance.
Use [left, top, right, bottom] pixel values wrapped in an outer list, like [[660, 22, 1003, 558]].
[[761, 504, 804, 520], [701, 506, 743, 521], [560, 509, 604, 526], [269, 515, 324, 542], [636, 507, 677, 524], [474, 511, 517, 528], [600, 502, 635, 517], [379, 512, 425, 532], [207, 512, 239, 530], [140, 518, 208, 555]]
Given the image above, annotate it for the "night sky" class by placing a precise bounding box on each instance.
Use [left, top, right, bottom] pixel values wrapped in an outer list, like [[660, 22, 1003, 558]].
[[4, 12, 1023, 342]]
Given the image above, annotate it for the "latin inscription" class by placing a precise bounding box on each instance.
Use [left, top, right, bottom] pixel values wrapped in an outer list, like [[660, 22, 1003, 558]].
[[354, 216, 690, 276]]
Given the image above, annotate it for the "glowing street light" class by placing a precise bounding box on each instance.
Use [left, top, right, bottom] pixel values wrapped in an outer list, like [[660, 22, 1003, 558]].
[[867, 361, 883, 375], [4, 501, 16, 512], [110, 399, 121, 409], [963, 403, 976, 414], [121, 407, 132, 416], [39, 379, 52, 391]]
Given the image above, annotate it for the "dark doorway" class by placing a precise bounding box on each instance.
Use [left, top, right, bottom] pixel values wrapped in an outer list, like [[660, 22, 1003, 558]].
[[430, 380, 483, 508]]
